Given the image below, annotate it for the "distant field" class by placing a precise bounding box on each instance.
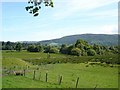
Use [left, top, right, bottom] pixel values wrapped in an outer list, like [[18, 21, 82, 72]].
[[2, 50, 119, 88], [2, 50, 119, 66]]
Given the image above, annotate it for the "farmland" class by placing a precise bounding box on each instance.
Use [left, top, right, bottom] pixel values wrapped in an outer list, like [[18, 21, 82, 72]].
[[2, 50, 119, 88]]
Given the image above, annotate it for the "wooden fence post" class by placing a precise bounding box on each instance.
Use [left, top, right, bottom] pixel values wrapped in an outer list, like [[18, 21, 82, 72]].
[[58, 75, 62, 85], [75, 77, 79, 88], [45, 73, 48, 82], [33, 70, 36, 80]]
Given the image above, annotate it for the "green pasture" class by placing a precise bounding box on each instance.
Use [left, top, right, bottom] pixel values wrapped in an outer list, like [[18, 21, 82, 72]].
[[2, 50, 119, 88]]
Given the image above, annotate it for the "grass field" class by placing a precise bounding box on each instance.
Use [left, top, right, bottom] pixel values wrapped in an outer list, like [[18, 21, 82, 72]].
[[2, 50, 119, 88]]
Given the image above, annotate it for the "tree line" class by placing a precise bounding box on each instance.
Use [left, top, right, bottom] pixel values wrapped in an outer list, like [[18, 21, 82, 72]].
[[1, 39, 119, 56]]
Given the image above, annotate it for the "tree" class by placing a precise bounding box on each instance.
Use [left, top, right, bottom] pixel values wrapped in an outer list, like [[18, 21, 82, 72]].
[[67, 44, 75, 54], [87, 49, 96, 56], [15, 43, 22, 52], [2, 41, 15, 50], [75, 39, 88, 47], [44, 45, 59, 53], [38, 45, 44, 52], [25, 0, 54, 16], [76, 43, 84, 50], [109, 46, 115, 51], [27, 45, 42, 52], [81, 50, 87, 56], [49, 47, 59, 53], [71, 48, 82, 56], [5, 41, 12, 50], [93, 44, 101, 54], [27, 45, 35, 52], [44, 45, 51, 53], [75, 39, 91, 51], [60, 44, 68, 54]]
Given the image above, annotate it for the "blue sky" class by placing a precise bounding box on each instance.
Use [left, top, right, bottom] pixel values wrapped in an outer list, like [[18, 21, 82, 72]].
[[1, 0, 119, 42]]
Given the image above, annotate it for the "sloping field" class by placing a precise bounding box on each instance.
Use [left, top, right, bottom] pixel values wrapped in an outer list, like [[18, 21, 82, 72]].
[[2, 51, 119, 88]]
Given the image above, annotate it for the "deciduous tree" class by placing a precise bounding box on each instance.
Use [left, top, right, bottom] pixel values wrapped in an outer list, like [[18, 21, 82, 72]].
[[25, 0, 54, 16], [15, 42, 22, 52]]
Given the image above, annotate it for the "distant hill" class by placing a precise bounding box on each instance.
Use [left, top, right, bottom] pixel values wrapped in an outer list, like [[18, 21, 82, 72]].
[[38, 34, 118, 46]]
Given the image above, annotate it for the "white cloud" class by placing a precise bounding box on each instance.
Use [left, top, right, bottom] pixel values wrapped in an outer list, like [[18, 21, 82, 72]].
[[53, 0, 119, 19]]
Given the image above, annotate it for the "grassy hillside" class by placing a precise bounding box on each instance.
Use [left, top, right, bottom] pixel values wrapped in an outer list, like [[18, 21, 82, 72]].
[[2, 51, 119, 88], [2, 57, 32, 68], [3, 76, 61, 88], [3, 63, 118, 88]]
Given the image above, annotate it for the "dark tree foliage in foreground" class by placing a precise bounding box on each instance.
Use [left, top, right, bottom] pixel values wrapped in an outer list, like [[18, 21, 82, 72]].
[[25, 0, 54, 17]]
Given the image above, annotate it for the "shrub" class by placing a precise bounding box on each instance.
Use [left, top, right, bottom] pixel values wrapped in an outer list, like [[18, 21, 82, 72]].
[[27, 45, 40, 52], [71, 48, 82, 56], [49, 47, 59, 54], [87, 49, 96, 56], [82, 51, 87, 56]]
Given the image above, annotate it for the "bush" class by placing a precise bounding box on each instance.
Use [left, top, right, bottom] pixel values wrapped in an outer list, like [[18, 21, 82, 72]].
[[44, 46, 51, 53], [71, 48, 81, 56], [27, 45, 41, 52], [49, 48, 59, 54], [82, 51, 87, 56], [87, 49, 96, 56]]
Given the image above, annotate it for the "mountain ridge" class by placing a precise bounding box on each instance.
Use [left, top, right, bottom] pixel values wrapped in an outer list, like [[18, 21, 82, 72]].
[[21, 34, 118, 46], [37, 34, 118, 46]]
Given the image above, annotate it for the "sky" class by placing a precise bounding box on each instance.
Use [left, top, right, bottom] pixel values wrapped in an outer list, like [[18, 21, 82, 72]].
[[1, 0, 119, 42]]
